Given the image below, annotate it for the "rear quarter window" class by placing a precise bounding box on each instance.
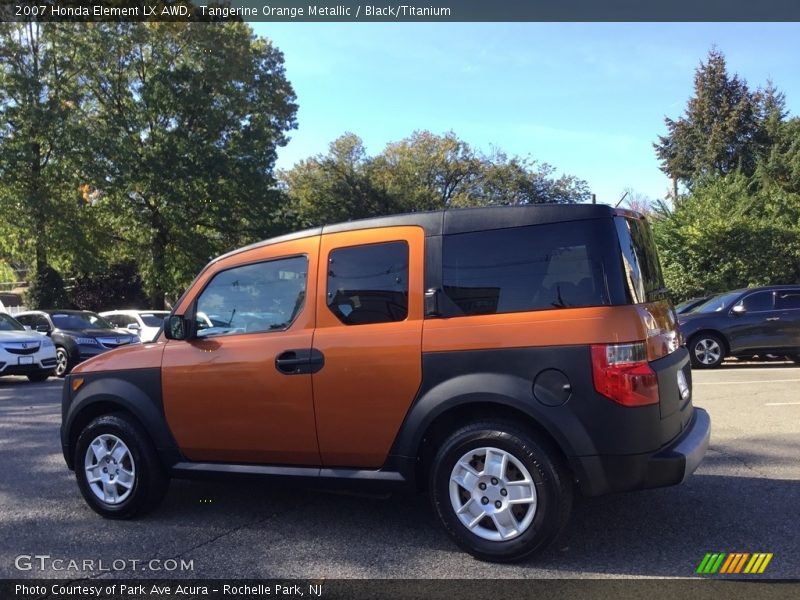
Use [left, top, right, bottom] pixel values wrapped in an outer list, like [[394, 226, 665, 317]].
[[614, 216, 667, 304], [441, 219, 624, 317]]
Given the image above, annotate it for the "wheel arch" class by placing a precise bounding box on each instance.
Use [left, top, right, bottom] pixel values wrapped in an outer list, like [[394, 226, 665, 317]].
[[62, 373, 181, 471], [412, 400, 573, 491], [388, 372, 598, 491], [688, 329, 730, 355]]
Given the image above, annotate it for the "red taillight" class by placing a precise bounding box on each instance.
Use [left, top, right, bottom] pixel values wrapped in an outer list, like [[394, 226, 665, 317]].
[[591, 342, 659, 407]]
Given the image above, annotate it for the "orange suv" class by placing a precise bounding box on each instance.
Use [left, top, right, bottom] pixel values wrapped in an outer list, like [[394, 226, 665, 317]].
[[61, 205, 710, 562]]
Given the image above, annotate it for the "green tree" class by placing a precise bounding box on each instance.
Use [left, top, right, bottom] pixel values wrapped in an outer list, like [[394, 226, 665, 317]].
[[651, 174, 800, 301], [70, 260, 149, 312], [654, 49, 780, 196], [374, 130, 482, 210], [25, 264, 71, 309], [283, 130, 589, 225], [0, 23, 98, 277], [478, 150, 590, 206], [78, 22, 297, 307], [280, 133, 396, 228]]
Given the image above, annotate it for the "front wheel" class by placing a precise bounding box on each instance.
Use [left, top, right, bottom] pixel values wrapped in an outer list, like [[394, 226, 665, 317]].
[[74, 413, 169, 519], [429, 421, 572, 562], [54, 346, 72, 377], [689, 333, 726, 368]]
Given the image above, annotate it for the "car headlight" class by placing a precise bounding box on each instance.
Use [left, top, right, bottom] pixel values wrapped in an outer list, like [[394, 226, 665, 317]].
[[131, 335, 141, 344], [75, 337, 98, 345], [41, 337, 55, 347]]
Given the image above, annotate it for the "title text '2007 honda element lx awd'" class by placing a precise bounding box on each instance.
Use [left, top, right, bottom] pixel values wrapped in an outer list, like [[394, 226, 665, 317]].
[[61, 204, 710, 562]]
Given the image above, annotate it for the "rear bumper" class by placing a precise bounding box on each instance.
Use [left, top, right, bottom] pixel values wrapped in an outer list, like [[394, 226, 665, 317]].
[[572, 407, 711, 496]]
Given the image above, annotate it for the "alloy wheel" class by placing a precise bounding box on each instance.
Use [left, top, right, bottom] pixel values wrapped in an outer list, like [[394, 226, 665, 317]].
[[694, 338, 721, 366], [449, 446, 537, 542], [83, 434, 136, 505]]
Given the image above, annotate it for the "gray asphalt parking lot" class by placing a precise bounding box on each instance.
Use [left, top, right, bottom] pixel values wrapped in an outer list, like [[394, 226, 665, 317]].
[[0, 362, 798, 580]]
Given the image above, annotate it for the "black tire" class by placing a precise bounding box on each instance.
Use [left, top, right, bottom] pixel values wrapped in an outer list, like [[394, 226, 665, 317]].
[[55, 346, 72, 377], [429, 421, 572, 562], [27, 371, 52, 383], [689, 333, 726, 369], [792, 354, 800, 365], [74, 413, 169, 519]]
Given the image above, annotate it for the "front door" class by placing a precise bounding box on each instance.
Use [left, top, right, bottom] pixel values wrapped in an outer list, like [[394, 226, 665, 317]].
[[162, 237, 321, 465], [727, 290, 781, 354], [311, 227, 425, 468]]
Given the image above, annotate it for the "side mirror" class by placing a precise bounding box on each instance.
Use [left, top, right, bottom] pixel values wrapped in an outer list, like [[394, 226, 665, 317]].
[[128, 323, 141, 331], [731, 304, 746, 315], [163, 315, 193, 340], [35, 324, 51, 333]]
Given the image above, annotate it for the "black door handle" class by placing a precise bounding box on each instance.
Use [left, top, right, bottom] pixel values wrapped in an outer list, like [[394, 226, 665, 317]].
[[275, 349, 324, 375]]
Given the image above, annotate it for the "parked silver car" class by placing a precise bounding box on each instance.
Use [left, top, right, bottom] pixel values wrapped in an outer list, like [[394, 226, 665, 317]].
[[0, 312, 57, 382]]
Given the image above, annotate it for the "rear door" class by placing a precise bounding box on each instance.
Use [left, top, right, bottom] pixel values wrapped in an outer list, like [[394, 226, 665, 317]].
[[311, 226, 424, 468], [775, 289, 800, 351]]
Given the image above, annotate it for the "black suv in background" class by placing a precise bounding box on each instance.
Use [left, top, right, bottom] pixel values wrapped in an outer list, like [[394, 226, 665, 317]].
[[15, 310, 140, 377], [678, 286, 800, 368]]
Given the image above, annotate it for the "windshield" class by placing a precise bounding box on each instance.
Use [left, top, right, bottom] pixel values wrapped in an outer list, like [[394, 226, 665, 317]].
[[51, 312, 115, 330], [692, 292, 741, 313], [140, 313, 169, 327], [0, 313, 25, 332]]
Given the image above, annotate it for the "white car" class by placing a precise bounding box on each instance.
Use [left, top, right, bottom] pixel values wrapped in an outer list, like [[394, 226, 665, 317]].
[[100, 310, 170, 343], [0, 312, 57, 382]]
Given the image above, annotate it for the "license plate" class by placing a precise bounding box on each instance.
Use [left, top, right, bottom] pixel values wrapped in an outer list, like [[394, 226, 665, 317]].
[[677, 369, 690, 401], [18, 356, 34, 365]]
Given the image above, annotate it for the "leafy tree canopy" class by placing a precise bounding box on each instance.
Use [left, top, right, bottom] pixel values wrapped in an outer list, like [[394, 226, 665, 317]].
[[655, 48, 786, 192], [281, 130, 590, 228]]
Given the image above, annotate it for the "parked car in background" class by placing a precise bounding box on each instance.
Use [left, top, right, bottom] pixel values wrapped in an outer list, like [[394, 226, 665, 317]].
[[100, 310, 169, 343], [678, 285, 800, 368], [675, 295, 713, 315], [0, 312, 57, 382], [15, 310, 140, 377]]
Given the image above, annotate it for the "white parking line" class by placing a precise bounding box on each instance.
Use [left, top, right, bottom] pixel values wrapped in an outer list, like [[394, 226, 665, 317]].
[[694, 379, 800, 385], [764, 402, 800, 406]]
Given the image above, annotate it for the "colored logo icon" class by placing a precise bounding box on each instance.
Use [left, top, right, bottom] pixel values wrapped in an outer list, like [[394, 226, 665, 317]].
[[697, 552, 773, 574]]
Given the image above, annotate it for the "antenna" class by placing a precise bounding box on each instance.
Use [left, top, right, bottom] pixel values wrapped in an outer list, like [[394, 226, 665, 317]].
[[615, 191, 629, 208]]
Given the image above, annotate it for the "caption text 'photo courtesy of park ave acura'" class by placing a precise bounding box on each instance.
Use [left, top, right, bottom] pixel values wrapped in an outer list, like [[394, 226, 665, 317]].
[[59, 204, 710, 562]]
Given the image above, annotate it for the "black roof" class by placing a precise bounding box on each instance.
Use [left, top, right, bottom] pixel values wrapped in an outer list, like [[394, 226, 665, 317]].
[[214, 203, 624, 264]]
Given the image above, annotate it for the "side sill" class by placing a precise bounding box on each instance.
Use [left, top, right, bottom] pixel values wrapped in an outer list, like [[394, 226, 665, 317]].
[[170, 462, 409, 491]]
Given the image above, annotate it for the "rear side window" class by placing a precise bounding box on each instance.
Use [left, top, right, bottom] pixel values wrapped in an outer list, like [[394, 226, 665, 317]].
[[441, 220, 615, 317], [327, 241, 409, 325], [614, 216, 666, 304], [776, 291, 800, 310]]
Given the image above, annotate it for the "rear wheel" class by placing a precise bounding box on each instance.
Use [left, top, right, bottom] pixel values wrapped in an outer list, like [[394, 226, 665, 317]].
[[689, 333, 726, 368], [429, 421, 572, 562], [74, 413, 168, 519]]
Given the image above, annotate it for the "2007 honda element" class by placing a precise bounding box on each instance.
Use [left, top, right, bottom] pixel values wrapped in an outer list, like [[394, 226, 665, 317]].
[[61, 204, 710, 562]]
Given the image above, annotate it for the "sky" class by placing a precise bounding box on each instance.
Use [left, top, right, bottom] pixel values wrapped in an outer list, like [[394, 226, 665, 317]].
[[251, 23, 800, 204]]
